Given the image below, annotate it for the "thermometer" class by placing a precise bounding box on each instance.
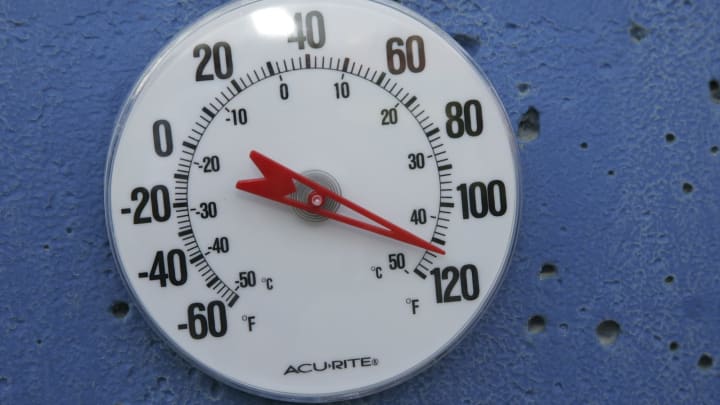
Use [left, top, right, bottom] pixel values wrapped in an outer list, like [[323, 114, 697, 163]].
[[105, 0, 520, 401]]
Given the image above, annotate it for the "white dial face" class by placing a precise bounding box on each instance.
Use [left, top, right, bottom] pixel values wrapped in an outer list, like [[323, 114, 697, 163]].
[[106, 0, 519, 402]]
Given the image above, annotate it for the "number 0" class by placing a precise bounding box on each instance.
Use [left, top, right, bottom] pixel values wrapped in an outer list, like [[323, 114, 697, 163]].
[[152, 120, 173, 157]]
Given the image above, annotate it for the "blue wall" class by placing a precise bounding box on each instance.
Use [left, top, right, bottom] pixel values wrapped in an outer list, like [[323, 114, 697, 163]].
[[1, 0, 718, 403]]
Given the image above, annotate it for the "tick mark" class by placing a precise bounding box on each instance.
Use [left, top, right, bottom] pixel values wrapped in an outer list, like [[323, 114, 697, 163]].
[[206, 276, 220, 288], [177, 324, 188, 330], [230, 79, 242, 93], [202, 107, 215, 118], [404, 96, 417, 108], [425, 128, 440, 137], [375, 72, 386, 85], [414, 269, 427, 279], [138, 272, 148, 278], [121, 208, 131, 215]]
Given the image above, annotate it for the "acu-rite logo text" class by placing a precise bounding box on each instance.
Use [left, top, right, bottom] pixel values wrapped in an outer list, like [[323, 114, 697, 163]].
[[284, 356, 380, 375]]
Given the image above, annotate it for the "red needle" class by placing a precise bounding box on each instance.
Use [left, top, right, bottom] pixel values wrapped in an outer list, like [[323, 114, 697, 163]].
[[236, 150, 446, 255]]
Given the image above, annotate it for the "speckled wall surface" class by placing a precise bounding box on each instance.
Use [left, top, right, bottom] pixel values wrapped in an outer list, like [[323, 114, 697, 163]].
[[1, 0, 718, 403]]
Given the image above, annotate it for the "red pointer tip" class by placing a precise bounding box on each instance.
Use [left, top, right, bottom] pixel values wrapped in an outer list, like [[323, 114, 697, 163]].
[[236, 151, 445, 255]]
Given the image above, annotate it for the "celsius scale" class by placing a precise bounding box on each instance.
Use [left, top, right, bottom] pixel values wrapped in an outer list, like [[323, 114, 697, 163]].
[[105, 0, 520, 401]]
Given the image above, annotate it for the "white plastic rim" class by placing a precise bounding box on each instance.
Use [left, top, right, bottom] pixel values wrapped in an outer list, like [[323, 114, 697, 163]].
[[105, 0, 520, 402]]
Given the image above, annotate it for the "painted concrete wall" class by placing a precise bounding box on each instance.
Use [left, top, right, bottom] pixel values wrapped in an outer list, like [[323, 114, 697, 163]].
[[1, 0, 718, 403]]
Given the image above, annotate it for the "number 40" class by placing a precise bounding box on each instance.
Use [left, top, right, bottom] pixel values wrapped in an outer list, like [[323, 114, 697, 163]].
[[288, 11, 326, 49]]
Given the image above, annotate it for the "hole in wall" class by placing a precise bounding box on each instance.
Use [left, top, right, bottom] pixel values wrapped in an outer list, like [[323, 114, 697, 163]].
[[517, 83, 530, 95], [682, 183, 694, 194], [607, 170, 615, 176], [65, 227, 72, 234], [111, 301, 129, 318], [539, 263, 557, 279], [450, 33, 481, 54], [665, 133, 676, 143], [629, 22, 648, 42], [711, 146, 718, 155], [209, 380, 223, 399], [669, 341, 679, 351], [698, 354, 713, 369], [710, 80, 720, 103], [580, 142, 588, 149], [596, 320, 620, 345], [518, 107, 540, 142], [43, 244, 50, 251], [664, 275, 675, 284], [528, 315, 546, 334]]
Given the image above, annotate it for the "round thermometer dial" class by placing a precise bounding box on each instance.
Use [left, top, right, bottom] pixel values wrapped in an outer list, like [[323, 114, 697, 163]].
[[106, 0, 520, 402]]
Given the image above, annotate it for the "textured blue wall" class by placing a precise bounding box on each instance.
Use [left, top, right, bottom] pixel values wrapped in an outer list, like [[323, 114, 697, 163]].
[[1, 0, 718, 403]]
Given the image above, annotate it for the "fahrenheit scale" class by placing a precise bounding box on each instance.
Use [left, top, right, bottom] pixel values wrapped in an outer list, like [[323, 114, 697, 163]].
[[105, 0, 520, 402]]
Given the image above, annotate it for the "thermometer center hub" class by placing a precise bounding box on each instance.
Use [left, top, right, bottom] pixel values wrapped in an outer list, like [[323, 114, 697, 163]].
[[293, 170, 342, 222], [308, 191, 324, 207]]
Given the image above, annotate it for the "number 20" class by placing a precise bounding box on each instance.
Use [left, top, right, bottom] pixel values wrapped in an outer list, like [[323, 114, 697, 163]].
[[194, 42, 233, 81]]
